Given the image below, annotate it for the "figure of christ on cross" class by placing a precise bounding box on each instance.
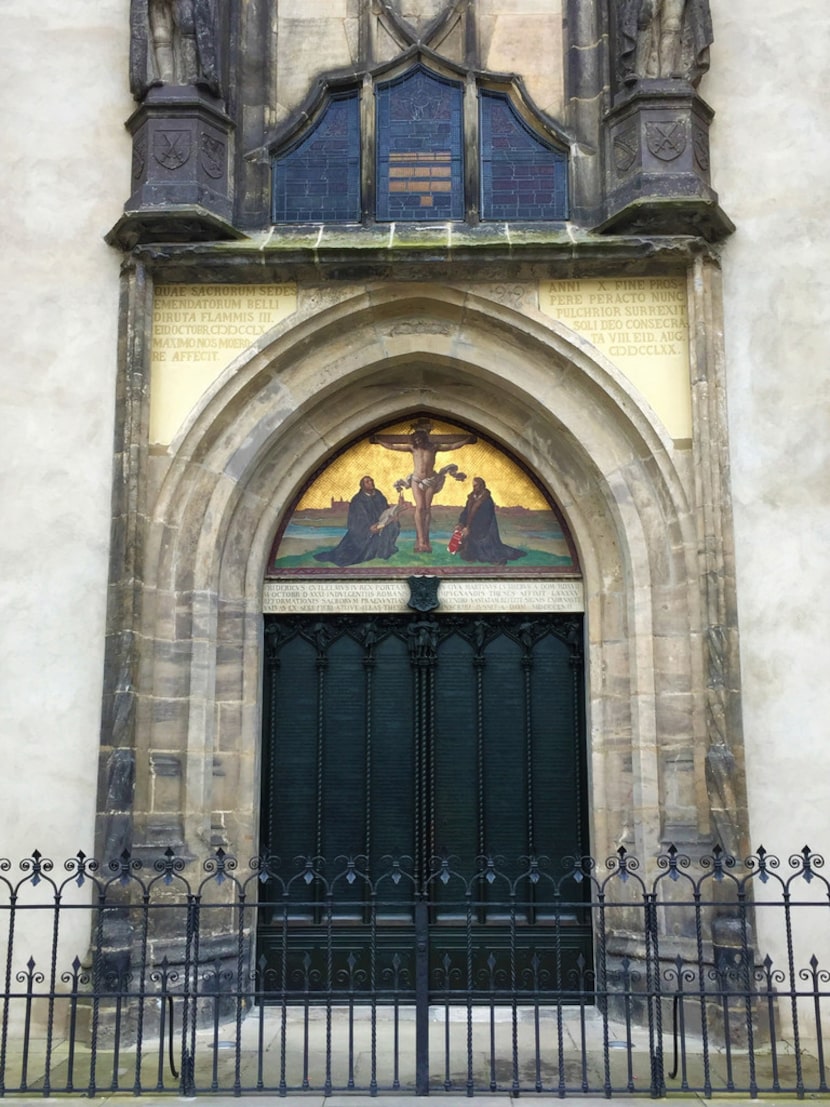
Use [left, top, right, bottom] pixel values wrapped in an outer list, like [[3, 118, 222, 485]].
[[370, 422, 477, 553]]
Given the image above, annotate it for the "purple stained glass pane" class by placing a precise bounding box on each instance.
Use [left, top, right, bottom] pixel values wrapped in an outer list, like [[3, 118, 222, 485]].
[[480, 91, 568, 221], [272, 93, 361, 223]]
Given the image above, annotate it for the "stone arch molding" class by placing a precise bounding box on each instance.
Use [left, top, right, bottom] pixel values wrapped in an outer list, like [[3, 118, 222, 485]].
[[124, 284, 711, 868]]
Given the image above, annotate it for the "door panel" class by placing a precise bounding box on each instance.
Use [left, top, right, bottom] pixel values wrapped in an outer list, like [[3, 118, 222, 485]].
[[258, 612, 590, 999]]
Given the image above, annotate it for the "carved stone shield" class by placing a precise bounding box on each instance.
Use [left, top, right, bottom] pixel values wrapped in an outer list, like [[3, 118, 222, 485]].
[[692, 125, 710, 171], [200, 133, 225, 180], [645, 119, 687, 162], [613, 128, 639, 174], [386, 0, 458, 39], [407, 575, 441, 612], [132, 132, 147, 181], [153, 129, 192, 171]]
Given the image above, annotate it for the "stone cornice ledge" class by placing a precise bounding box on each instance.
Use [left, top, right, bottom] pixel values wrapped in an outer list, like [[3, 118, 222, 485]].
[[125, 224, 718, 279]]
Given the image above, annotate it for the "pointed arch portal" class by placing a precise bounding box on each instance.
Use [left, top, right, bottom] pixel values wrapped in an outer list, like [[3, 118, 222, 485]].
[[100, 272, 746, 987]]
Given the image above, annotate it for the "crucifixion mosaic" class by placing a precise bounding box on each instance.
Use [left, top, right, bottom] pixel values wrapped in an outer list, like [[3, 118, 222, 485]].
[[267, 417, 579, 578]]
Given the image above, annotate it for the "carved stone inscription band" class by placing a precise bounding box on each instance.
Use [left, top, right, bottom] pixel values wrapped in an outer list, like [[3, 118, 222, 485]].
[[263, 579, 585, 615]]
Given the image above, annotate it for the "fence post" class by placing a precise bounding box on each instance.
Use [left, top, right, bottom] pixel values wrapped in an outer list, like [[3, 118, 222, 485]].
[[644, 891, 665, 1098], [415, 896, 430, 1095]]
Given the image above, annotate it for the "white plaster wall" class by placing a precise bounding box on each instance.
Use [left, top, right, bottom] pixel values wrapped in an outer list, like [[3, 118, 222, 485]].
[[0, 2, 131, 862], [707, 2, 830, 854], [0, 0, 827, 893]]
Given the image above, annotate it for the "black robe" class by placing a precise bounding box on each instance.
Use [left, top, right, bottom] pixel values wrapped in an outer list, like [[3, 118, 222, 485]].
[[458, 490, 526, 565], [314, 490, 400, 567]]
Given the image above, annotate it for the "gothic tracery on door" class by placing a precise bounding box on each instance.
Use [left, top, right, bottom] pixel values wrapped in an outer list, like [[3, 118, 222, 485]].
[[257, 611, 591, 999]]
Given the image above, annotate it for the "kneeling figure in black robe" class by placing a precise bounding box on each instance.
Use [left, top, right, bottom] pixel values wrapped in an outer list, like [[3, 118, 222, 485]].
[[457, 477, 526, 565], [315, 476, 401, 566]]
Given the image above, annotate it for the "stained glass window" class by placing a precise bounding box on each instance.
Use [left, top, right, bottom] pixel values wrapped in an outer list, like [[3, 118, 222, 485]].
[[272, 93, 361, 223], [376, 67, 464, 222], [270, 70, 569, 224], [480, 91, 568, 221]]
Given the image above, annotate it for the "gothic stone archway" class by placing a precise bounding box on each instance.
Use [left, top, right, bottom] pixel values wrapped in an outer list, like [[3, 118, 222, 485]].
[[98, 270, 746, 882]]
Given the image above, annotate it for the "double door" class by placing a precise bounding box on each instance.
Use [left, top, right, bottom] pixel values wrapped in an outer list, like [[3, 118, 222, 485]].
[[258, 611, 590, 1000]]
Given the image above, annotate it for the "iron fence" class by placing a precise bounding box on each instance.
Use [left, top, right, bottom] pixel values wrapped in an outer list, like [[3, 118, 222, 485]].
[[0, 844, 828, 1096]]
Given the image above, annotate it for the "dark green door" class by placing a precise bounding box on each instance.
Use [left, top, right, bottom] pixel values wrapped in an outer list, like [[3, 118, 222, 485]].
[[257, 612, 591, 1000]]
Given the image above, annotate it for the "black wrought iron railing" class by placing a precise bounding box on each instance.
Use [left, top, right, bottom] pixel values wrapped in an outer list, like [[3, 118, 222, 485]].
[[0, 844, 828, 1097]]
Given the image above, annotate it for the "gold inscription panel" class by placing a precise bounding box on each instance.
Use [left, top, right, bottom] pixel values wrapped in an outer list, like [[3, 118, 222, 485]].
[[540, 277, 691, 440], [150, 283, 297, 445]]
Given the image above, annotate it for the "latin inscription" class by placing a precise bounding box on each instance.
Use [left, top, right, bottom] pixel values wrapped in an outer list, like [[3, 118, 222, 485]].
[[152, 284, 297, 363], [543, 277, 686, 358], [540, 277, 692, 440], [150, 284, 297, 444], [263, 579, 584, 614]]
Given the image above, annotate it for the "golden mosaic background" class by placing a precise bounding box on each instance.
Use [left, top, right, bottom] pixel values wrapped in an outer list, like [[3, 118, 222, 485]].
[[297, 419, 548, 510]]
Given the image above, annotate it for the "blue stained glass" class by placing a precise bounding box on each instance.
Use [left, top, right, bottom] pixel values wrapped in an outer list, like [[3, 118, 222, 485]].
[[272, 94, 361, 223], [480, 91, 568, 221], [376, 66, 464, 222]]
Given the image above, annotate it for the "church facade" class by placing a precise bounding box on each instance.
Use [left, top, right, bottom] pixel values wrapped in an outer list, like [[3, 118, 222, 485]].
[[1, 0, 829, 991]]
